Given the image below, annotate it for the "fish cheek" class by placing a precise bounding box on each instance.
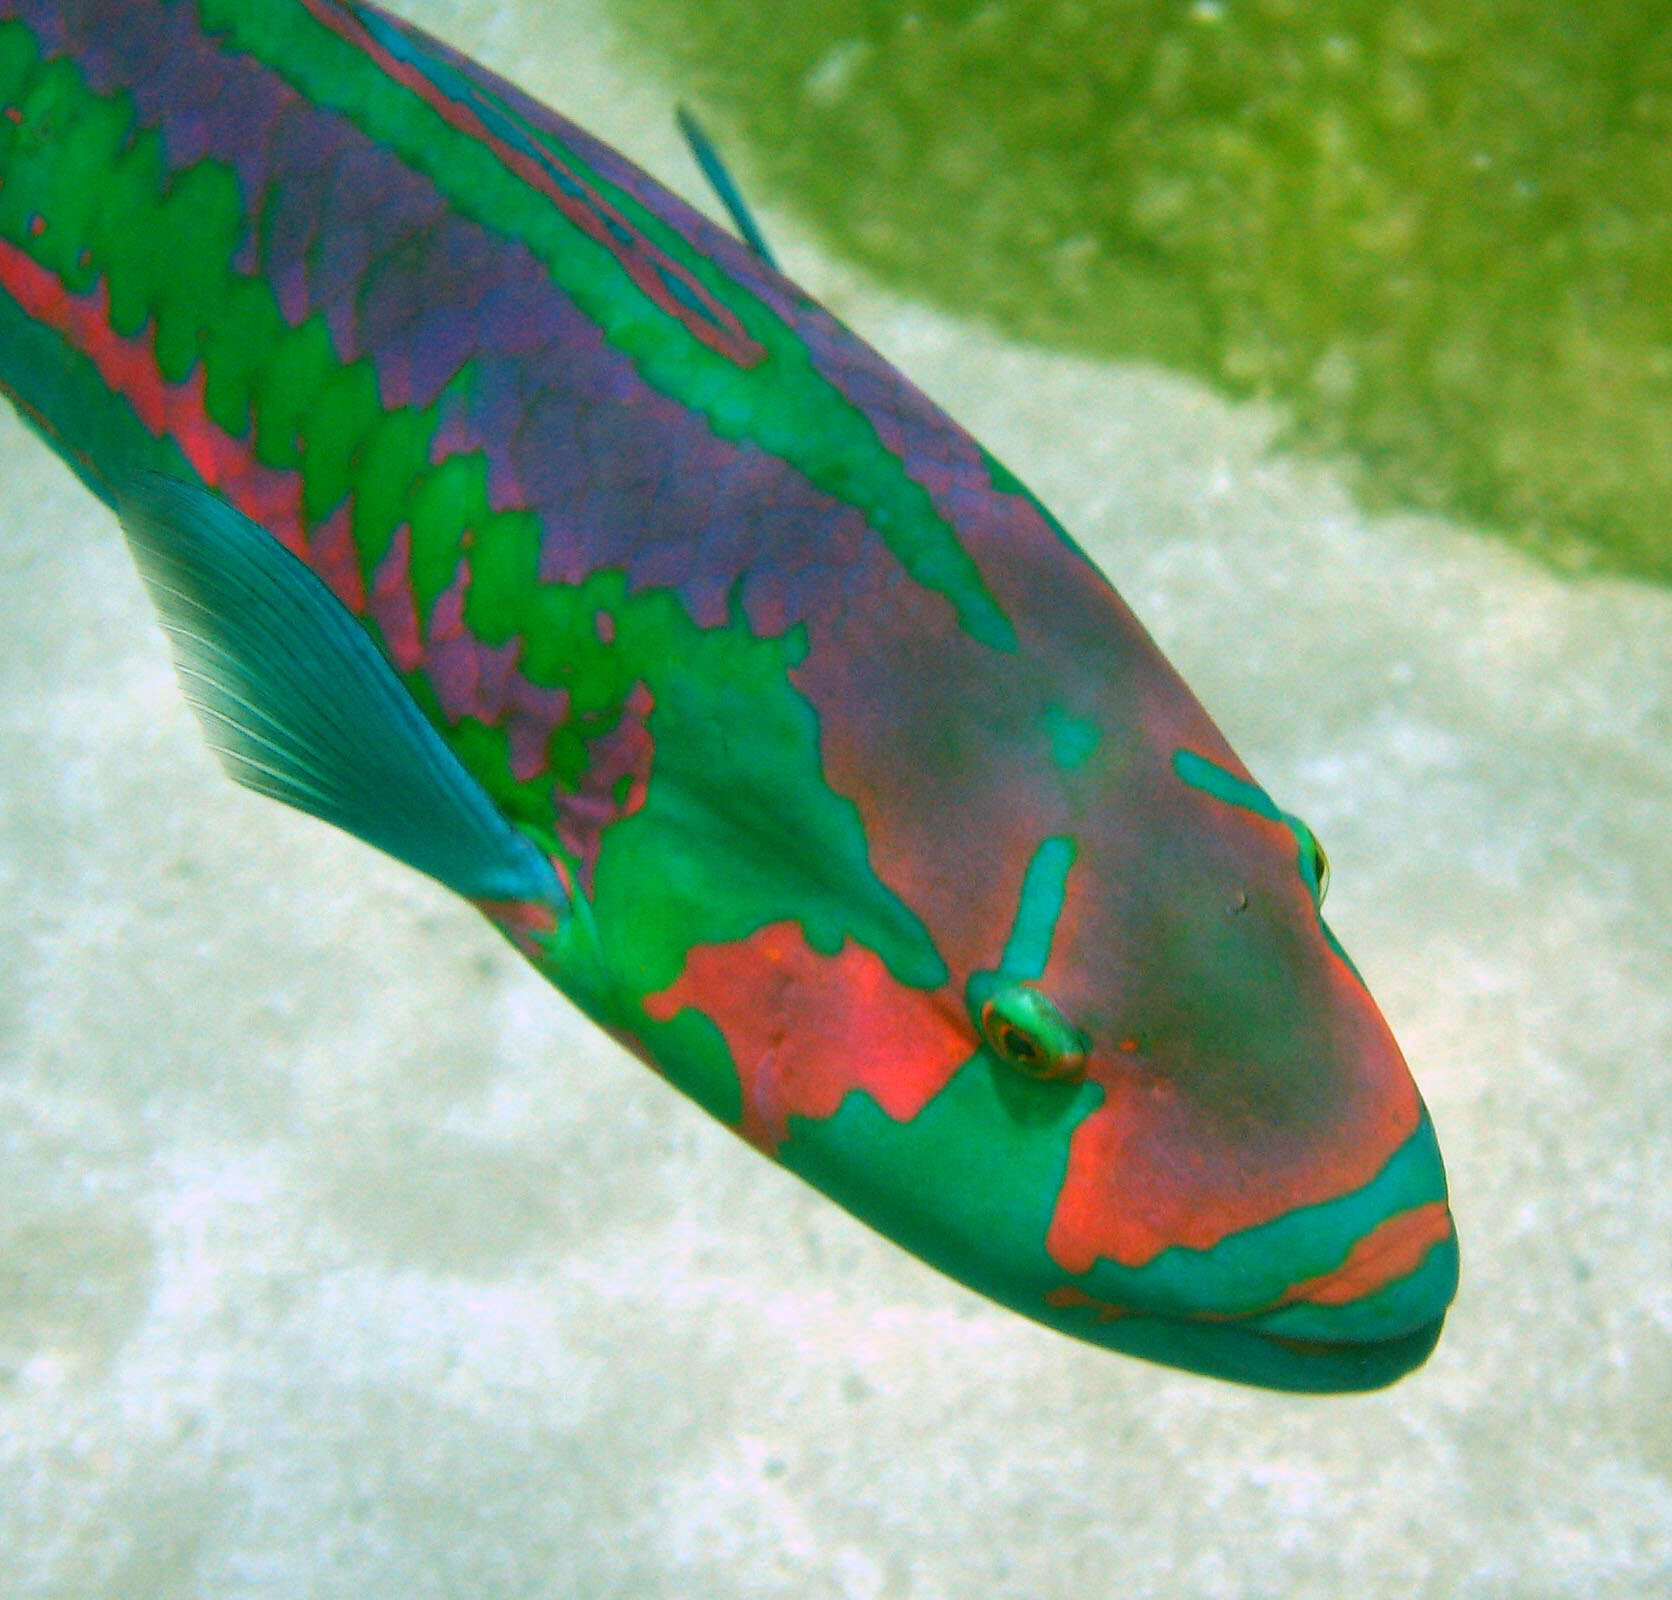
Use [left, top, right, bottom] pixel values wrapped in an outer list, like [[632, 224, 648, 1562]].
[[986, 1056, 1096, 1127], [1030, 885, 1372, 1275], [642, 919, 973, 1153]]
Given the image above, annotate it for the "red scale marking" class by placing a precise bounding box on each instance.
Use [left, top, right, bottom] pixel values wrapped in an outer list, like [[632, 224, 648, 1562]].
[[1043, 1285, 1131, 1324], [427, 555, 471, 639], [306, 500, 367, 613], [0, 235, 311, 556], [362, 541, 646, 887], [470, 895, 557, 962], [470, 634, 522, 722], [553, 678, 652, 885], [0, 233, 652, 893], [367, 523, 424, 670], [505, 676, 569, 783], [424, 556, 571, 767], [643, 920, 972, 1151]]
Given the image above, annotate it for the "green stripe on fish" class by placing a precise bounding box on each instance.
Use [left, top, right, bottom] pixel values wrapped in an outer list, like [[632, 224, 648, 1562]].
[[196, 0, 1018, 651]]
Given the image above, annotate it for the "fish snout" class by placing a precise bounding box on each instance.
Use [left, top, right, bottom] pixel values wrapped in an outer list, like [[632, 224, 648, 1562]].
[[1243, 1109, 1459, 1351]]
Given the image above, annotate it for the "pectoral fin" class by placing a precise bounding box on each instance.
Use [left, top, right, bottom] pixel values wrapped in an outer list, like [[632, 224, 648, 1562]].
[[116, 473, 564, 911]]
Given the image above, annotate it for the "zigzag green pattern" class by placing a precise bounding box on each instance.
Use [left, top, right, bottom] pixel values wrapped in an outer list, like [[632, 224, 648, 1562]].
[[193, 0, 1017, 650]]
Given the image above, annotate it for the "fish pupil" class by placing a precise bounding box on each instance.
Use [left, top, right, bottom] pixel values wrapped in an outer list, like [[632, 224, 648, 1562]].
[[1000, 1024, 1041, 1064]]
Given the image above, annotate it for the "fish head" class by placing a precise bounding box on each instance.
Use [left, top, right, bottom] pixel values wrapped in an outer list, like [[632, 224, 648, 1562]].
[[941, 718, 1461, 1392], [593, 502, 1455, 1392]]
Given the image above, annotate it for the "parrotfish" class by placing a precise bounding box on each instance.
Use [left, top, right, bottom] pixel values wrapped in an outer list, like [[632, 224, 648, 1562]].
[[0, 0, 1457, 1390]]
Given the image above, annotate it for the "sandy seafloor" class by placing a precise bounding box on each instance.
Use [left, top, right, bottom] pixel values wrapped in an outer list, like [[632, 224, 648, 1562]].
[[3, 2, 1671, 1596]]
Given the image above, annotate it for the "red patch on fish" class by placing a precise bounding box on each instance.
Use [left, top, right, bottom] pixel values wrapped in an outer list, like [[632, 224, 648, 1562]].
[[1278, 1200, 1452, 1309], [643, 920, 972, 1150], [1045, 1016, 1423, 1273], [0, 236, 311, 554]]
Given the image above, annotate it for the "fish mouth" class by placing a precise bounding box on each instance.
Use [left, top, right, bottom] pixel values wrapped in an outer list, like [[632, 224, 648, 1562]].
[[1256, 1314, 1448, 1366], [1175, 1142, 1462, 1389], [1239, 1309, 1451, 1391], [1048, 1303, 1453, 1394], [1042, 1197, 1459, 1392]]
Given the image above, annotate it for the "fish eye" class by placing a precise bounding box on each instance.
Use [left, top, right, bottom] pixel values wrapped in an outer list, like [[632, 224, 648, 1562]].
[[1282, 812, 1331, 906], [1305, 832, 1330, 905], [978, 984, 1089, 1082]]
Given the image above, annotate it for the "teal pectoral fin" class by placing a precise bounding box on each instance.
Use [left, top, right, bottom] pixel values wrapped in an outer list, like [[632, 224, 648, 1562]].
[[116, 472, 564, 911], [676, 106, 778, 269]]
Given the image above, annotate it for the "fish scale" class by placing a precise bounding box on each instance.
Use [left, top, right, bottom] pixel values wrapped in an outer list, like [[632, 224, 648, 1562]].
[[0, 0, 1457, 1391]]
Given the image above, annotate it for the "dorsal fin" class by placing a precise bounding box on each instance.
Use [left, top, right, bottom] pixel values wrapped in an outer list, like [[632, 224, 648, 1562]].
[[677, 105, 779, 268], [116, 472, 564, 911]]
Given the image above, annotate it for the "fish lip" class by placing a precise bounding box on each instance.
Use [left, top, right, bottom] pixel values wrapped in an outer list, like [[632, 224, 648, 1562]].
[[1252, 1309, 1451, 1390], [1170, 1213, 1459, 1348], [1057, 1303, 1451, 1392], [1187, 1308, 1452, 1392], [1247, 1311, 1449, 1363], [1045, 1200, 1458, 1386], [1219, 1270, 1458, 1348]]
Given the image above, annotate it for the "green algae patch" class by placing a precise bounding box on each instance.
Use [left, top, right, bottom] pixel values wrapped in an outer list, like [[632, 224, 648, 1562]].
[[612, 0, 1672, 585]]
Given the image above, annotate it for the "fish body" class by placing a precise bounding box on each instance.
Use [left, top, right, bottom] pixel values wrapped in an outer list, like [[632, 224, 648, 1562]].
[[0, 0, 1456, 1389]]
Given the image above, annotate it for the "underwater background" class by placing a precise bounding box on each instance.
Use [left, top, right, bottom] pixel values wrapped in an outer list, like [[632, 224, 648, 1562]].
[[619, 0, 1672, 585], [2, 0, 1669, 1594]]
